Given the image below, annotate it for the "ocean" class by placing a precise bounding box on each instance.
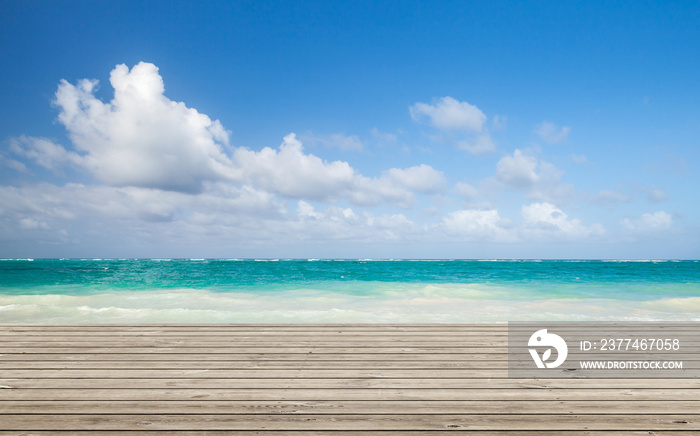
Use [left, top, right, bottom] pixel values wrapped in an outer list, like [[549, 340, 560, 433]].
[[1, 258, 699, 323]]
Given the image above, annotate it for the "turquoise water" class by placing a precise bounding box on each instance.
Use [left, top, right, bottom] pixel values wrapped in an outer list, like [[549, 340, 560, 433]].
[[1, 259, 699, 323]]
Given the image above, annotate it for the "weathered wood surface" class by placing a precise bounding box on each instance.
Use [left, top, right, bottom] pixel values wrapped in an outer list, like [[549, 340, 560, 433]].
[[0, 324, 698, 433]]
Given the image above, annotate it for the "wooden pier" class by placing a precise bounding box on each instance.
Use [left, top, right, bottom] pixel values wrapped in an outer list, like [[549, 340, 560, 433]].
[[0, 324, 698, 434]]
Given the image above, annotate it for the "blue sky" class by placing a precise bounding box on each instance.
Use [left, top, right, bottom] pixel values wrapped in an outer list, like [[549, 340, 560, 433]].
[[1, 0, 698, 259]]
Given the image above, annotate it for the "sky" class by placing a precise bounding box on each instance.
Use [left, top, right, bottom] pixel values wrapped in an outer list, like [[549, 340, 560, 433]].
[[0, 0, 699, 259]]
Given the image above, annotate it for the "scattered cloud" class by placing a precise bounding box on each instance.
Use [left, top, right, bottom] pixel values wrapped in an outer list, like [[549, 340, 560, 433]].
[[410, 97, 496, 155], [441, 209, 513, 241], [534, 121, 570, 144], [495, 149, 572, 203], [622, 211, 672, 232], [385, 164, 446, 194], [410, 96, 486, 132], [496, 149, 540, 187], [294, 201, 418, 242], [522, 202, 604, 239], [439, 202, 604, 243], [348, 164, 446, 208]]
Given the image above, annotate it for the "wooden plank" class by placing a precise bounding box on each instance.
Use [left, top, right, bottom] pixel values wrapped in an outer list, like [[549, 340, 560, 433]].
[[3, 388, 698, 401], [0, 331, 511, 336], [3, 352, 697, 361], [0, 346, 506, 353], [2, 400, 700, 415], [0, 413, 698, 431], [0, 432, 695, 436], [1, 368, 700, 380], [0, 340, 512, 346], [3, 377, 700, 389], [0, 360, 511, 369], [0, 324, 509, 330], [0, 352, 505, 361], [0, 368, 517, 378]]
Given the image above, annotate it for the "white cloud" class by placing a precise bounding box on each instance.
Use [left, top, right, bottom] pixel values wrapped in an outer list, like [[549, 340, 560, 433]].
[[385, 164, 446, 194], [534, 121, 570, 144], [53, 62, 236, 193], [233, 133, 356, 200], [233, 134, 445, 207], [410, 97, 486, 132], [293, 201, 417, 242], [0, 181, 429, 254], [496, 149, 540, 187], [522, 202, 604, 239], [0, 155, 29, 174], [355, 164, 445, 208], [495, 149, 572, 203], [9, 135, 82, 172], [441, 209, 513, 241], [409, 97, 496, 155], [622, 211, 672, 232], [297, 200, 323, 219]]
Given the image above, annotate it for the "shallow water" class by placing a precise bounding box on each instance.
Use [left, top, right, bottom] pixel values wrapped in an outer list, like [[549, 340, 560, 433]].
[[1, 259, 698, 323]]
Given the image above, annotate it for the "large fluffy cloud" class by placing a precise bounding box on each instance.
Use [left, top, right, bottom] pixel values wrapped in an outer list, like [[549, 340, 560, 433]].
[[54, 62, 236, 193]]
